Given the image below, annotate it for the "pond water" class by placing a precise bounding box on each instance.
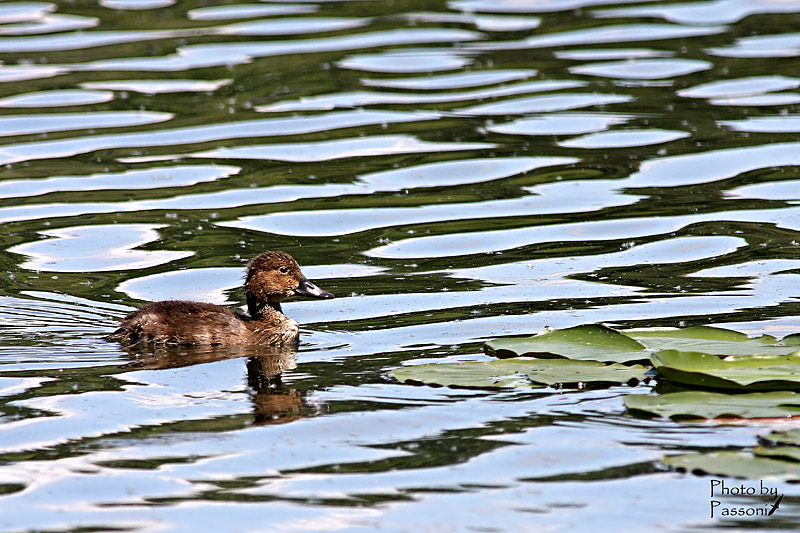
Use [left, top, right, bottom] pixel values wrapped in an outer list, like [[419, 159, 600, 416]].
[[2, 0, 800, 530]]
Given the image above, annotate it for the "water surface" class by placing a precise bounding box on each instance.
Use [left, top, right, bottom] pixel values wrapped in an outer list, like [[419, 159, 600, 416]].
[[2, 0, 800, 531]]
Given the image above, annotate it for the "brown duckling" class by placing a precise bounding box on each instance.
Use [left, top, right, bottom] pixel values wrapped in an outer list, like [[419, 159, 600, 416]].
[[108, 251, 333, 346]]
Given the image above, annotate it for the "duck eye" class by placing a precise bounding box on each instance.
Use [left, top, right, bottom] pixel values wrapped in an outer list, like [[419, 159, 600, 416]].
[[279, 266, 289, 274]]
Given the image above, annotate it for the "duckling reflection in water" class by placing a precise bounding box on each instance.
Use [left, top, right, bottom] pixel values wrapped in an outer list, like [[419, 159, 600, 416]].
[[108, 251, 334, 346], [121, 344, 306, 425]]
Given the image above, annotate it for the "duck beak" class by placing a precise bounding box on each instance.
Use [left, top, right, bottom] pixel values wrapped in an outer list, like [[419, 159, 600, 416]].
[[295, 276, 334, 299]]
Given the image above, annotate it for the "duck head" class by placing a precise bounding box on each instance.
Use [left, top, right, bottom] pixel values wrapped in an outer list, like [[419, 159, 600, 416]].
[[245, 251, 333, 317]]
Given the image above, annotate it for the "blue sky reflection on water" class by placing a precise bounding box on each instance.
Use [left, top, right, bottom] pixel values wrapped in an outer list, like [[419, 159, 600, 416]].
[[3, 0, 800, 531]]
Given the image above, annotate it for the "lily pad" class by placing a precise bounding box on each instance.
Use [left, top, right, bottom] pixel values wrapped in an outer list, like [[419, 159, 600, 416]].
[[754, 446, 800, 463], [484, 324, 648, 364], [389, 357, 648, 390], [759, 429, 800, 447], [483, 325, 798, 366], [663, 451, 800, 481], [782, 333, 800, 346], [624, 390, 800, 420], [652, 349, 800, 390], [625, 326, 790, 356]]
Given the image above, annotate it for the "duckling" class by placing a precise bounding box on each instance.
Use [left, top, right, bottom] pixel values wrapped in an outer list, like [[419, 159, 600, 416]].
[[108, 251, 333, 346]]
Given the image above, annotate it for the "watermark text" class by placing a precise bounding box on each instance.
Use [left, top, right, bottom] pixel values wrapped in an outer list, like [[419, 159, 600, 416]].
[[709, 479, 783, 518]]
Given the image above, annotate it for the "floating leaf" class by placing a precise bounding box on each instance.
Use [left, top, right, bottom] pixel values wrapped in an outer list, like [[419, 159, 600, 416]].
[[389, 357, 647, 390], [629, 325, 751, 342], [754, 446, 800, 463], [652, 349, 800, 390], [625, 326, 789, 356], [624, 390, 800, 420], [782, 333, 800, 346], [663, 451, 800, 481], [484, 324, 648, 364], [481, 325, 800, 392], [484, 325, 799, 366], [759, 429, 800, 447]]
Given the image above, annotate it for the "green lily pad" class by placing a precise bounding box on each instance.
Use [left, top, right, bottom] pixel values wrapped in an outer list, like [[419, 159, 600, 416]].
[[754, 446, 800, 463], [663, 451, 800, 481], [484, 325, 799, 366], [484, 324, 648, 364], [782, 333, 800, 346], [624, 390, 800, 420], [652, 350, 800, 390], [482, 325, 800, 391], [389, 357, 648, 390], [759, 429, 800, 447], [625, 326, 789, 356]]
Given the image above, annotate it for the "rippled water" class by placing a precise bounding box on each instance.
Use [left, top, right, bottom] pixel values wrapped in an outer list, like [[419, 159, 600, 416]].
[[3, 0, 800, 530]]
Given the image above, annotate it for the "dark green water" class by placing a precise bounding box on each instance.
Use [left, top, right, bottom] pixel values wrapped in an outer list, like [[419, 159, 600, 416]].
[[2, 0, 800, 530]]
